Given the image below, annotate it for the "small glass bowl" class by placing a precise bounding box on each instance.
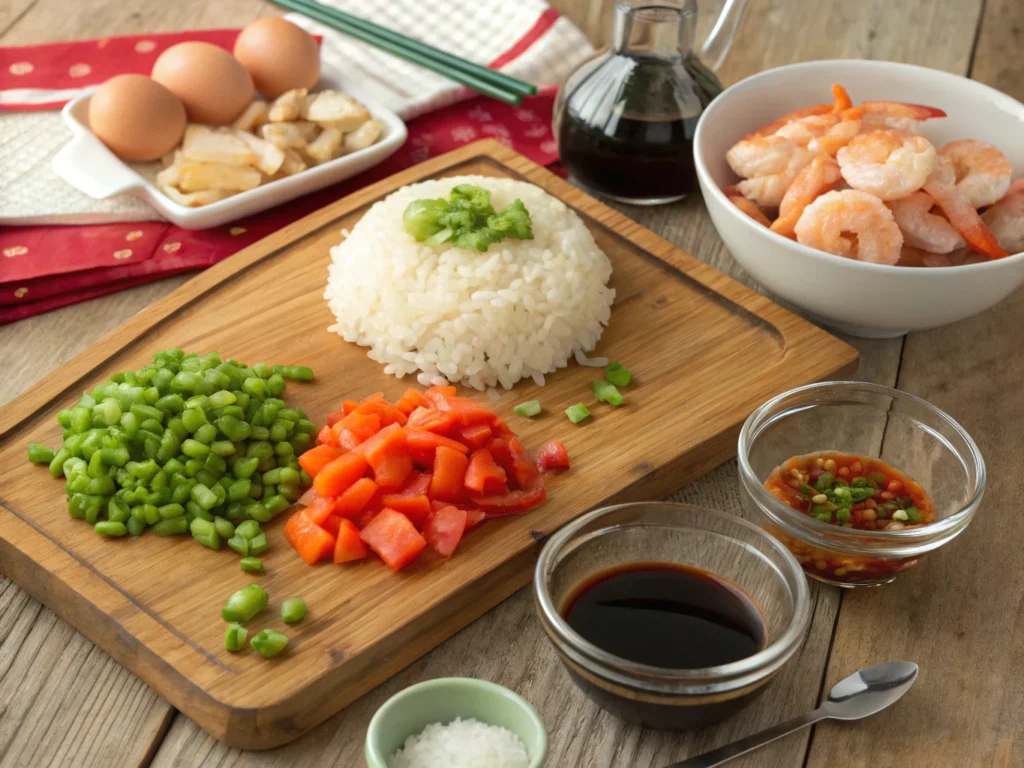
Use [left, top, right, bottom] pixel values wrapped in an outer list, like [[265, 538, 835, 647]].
[[738, 381, 986, 588], [534, 503, 810, 730]]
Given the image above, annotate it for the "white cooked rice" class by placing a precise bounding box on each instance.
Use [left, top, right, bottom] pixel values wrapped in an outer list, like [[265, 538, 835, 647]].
[[325, 175, 615, 391], [388, 717, 529, 768]]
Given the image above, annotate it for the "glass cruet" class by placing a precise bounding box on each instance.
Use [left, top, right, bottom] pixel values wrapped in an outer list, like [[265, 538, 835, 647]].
[[554, 0, 748, 205]]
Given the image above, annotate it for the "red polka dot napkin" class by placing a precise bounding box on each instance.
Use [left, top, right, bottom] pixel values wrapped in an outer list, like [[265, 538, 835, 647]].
[[0, 9, 586, 324]]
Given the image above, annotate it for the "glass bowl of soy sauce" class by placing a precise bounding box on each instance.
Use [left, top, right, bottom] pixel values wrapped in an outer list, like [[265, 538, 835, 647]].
[[534, 503, 810, 729]]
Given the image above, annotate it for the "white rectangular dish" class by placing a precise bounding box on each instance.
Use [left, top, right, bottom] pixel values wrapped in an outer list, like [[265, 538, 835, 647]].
[[51, 72, 406, 230]]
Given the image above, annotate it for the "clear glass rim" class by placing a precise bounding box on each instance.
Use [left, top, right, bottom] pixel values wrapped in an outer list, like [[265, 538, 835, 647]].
[[737, 381, 987, 553], [533, 502, 811, 692]]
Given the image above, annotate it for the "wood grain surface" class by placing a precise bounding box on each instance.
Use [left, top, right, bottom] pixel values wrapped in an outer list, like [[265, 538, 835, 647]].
[[0, 0, 1021, 765], [0, 140, 856, 749]]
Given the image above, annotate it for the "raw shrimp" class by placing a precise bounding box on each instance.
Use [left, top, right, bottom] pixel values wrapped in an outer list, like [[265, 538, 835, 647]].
[[922, 156, 1007, 259], [981, 180, 1024, 256], [887, 191, 964, 253], [726, 135, 815, 207], [794, 189, 903, 265], [938, 139, 1013, 209], [728, 195, 772, 227], [837, 129, 936, 201], [770, 154, 842, 238]]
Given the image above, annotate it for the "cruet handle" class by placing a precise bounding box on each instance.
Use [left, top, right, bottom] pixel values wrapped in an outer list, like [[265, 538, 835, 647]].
[[700, 0, 750, 71]]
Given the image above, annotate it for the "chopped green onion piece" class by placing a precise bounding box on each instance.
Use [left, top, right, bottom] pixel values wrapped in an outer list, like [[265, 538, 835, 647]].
[[891, 509, 909, 522], [250, 628, 289, 659], [281, 597, 306, 625], [565, 403, 591, 424], [27, 443, 56, 464], [605, 362, 632, 388], [221, 583, 268, 623], [513, 400, 542, 418], [591, 380, 623, 407], [905, 506, 921, 522], [224, 623, 247, 652]]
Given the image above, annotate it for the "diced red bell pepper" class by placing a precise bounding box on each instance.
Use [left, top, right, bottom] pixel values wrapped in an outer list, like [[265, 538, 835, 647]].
[[423, 505, 467, 558], [486, 438, 537, 489], [466, 508, 486, 530], [304, 495, 337, 526], [508, 438, 539, 490], [424, 390, 497, 427], [317, 424, 339, 447], [406, 407, 461, 435], [296, 485, 321, 507], [407, 428, 469, 467], [381, 471, 433, 528], [395, 388, 430, 415], [333, 518, 368, 563], [491, 418, 514, 439], [380, 493, 431, 528], [285, 509, 336, 565], [352, 424, 413, 489], [536, 439, 570, 471], [359, 508, 427, 570], [464, 449, 508, 495], [352, 397, 407, 427], [457, 423, 492, 450], [428, 499, 484, 529], [423, 385, 457, 399], [298, 444, 344, 479], [314, 452, 369, 498], [334, 412, 382, 452], [470, 481, 547, 517], [431, 445, 469, 500], [333, 477, 379, 519], [321, 515, 343, 537], [397, 471, 433, 495], [353, 505, 381, 529]]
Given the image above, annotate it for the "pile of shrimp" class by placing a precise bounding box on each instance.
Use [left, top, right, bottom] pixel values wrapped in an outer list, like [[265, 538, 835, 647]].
[[723, 84, 1023, 267]]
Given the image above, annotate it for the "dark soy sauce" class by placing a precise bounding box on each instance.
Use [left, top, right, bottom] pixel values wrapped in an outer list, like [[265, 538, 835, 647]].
[[562, 562, 766, 669], [556, 54, 721, 203]]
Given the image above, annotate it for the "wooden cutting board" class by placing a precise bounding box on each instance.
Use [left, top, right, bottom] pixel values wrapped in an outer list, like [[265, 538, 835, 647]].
[[0, 140, 857, 749]]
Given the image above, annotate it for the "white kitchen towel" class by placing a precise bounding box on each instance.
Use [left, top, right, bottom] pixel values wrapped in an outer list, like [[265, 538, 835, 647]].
[[0, 0, 592, 225]]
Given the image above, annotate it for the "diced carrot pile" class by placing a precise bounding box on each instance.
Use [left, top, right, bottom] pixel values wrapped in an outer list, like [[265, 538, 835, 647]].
[[285, 387, 570, 571]]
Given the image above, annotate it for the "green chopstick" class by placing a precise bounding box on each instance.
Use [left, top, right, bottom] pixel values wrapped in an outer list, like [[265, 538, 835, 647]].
[[269, 0, 534, 105]]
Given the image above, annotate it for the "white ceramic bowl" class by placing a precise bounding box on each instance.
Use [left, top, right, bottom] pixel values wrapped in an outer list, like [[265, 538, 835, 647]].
[[51, 61, 407, 230], [694, 59, 1024, 338]]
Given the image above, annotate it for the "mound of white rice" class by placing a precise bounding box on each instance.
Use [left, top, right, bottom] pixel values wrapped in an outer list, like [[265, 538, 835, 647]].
[[325, 175, 615, 391]]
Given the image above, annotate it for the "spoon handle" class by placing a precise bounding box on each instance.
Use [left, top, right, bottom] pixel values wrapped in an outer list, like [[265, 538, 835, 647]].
[[666, 708, 829, 768]]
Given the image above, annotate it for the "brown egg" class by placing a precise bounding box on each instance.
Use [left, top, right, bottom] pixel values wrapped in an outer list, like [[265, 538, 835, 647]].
[[233, 17, 320, 99], [88, 74, 186, 162], [152, 42, 254, 125]]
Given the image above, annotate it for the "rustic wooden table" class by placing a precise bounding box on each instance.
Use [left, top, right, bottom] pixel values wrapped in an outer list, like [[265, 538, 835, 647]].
[[1, 1, 1021, 766]]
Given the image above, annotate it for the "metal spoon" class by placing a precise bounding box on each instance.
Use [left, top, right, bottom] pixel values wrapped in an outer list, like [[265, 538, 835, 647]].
[[667, 661, 919, 768]]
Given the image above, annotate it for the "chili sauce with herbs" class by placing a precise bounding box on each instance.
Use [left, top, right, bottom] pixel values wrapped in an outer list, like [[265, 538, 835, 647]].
[[765, 452, 935, 531], [763, 452, 937, 585]]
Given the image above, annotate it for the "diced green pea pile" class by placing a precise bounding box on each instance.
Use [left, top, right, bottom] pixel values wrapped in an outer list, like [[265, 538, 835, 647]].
[[28, 349, 317, 555]]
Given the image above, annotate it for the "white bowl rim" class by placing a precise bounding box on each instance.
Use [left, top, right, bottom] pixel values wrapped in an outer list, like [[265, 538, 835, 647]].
[[693, 58, 1024, 274]]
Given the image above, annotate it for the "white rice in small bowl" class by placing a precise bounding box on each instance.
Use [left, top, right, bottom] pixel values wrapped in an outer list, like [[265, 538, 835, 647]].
[[325, 175, 615, 391]]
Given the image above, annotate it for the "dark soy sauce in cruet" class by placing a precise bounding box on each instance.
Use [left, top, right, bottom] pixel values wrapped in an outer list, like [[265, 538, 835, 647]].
[[554, 3, 723, 205]]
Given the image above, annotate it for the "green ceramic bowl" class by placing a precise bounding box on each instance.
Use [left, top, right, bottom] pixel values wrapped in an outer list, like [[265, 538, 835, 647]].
[[365, 677, 547, 767]]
